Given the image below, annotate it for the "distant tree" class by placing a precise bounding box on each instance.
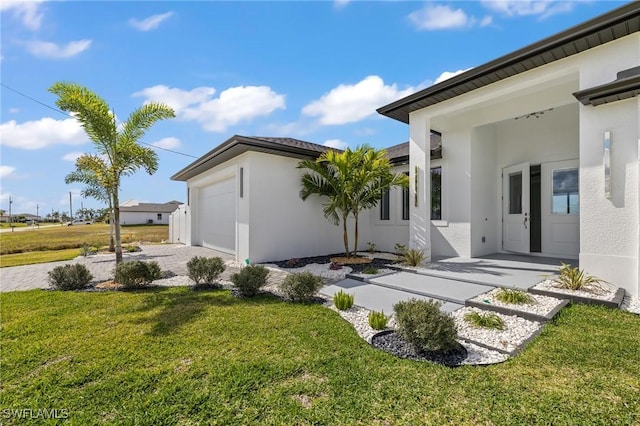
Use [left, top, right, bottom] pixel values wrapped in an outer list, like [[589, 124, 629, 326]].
[[0, 209, 5, 216], [50, 82, 175, 264], [299, 146, 408, 257]]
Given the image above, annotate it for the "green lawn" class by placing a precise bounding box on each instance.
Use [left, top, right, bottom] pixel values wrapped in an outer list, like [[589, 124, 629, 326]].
[[2, 288, 639, 425], [0, 248, 81, 268]]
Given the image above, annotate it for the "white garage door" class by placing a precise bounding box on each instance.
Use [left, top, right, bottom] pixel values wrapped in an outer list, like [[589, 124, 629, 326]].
[[198, 178, 236, 254]]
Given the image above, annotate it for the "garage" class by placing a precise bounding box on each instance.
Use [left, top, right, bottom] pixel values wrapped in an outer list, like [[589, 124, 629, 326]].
[[197, 177, 236, 254]]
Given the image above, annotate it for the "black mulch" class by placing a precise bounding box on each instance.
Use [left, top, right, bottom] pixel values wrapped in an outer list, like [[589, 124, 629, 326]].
[[266, 253, 401, 273], [371, 330, 468, 367]]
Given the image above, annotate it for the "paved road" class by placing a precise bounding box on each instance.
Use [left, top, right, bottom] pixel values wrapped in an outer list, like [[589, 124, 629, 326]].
[[0, 244, 235, 292]]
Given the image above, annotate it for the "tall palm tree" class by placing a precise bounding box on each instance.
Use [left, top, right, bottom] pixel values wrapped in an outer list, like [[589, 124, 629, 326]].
[[50, 82, 175, 264], [298, 146, 408, 257]]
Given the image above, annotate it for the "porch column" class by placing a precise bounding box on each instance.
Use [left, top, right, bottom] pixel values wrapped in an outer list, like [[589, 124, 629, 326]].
[[409, 113, 431, 261]]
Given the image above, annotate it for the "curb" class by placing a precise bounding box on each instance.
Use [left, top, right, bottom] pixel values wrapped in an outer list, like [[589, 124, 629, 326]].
[[528, 287, 626, 309], [465, 298, 569, 323]]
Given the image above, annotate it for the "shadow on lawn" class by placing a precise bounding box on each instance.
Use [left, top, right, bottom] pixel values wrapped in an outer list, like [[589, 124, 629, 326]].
[[130, 287, 281, 336]]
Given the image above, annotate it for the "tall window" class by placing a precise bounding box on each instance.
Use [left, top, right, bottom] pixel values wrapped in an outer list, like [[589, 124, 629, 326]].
[[402, 172, 410, 220], [431, 167, 442, 220], [552, 168, 579, 214], [157, 213, 163, 221], [380, 189, 390, 220]]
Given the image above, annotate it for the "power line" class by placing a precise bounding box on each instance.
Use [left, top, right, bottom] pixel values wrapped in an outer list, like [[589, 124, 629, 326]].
[[0, 82, 198, 159]]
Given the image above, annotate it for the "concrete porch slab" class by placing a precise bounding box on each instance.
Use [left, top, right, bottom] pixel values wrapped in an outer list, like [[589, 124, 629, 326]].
[[320, 279, 463, 314]]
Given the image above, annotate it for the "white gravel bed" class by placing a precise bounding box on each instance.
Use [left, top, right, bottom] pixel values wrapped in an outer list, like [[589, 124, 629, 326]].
[[533, 279, 617, 301], [263, 263, 352, 281], [621, 294, 640, 315], [470, 288, 564, 317], [452, 307, 543, 354], [330, 304, 508, 365], [152, 275, 192, 287]]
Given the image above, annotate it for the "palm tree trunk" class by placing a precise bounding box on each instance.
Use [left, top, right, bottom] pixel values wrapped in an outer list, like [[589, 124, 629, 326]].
[[108, 198, 115, 252], [342, 216, 350, 257], [352, 209, 359, 257], [113, 191, 123, 264]]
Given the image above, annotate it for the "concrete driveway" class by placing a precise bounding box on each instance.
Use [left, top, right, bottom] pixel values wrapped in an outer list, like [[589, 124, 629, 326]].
[[0, 244, 234, 292]]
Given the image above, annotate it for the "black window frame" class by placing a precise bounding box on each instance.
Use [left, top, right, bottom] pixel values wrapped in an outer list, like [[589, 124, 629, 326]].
[[402, 172, 410, 221], [431, 166, 442, 221], [380, 189, 390, 221]]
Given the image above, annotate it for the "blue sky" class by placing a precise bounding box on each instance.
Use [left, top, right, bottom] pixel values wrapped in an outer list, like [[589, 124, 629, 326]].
[[0, 0, 627, 216]]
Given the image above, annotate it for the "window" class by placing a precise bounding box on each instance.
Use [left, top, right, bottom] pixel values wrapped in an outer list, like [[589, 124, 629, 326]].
[[552, 168, 579, 215], [402, 172, 410, 220], [380, 189, 390, 220], [508, 172, 523, 214], [157, 213, 163, 221], [431, 167, 442, 220]]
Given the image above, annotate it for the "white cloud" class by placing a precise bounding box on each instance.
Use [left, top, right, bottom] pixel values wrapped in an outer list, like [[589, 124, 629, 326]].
[[0, 166, 17, 179], [0, 191, 41, 215], [302, 75, 415, 125], [134, 84, 286, 132], [8, 108, 20, 114], [0, 0, 45, 31], [480, 15, 493, 27], [0, 117, 87, 150], [149, 137, 181, 150], [481, 1, 575, 19], [25, 39, 92, 59], [323, 139, 349, 150], [434, 68, 473, 84], [334, 0, 350, 9], [409, 5, 470, 30], [62, 152, 84, 162], [129, 11, 174, 31]]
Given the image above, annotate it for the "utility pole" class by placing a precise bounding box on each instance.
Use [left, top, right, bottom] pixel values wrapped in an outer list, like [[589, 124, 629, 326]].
[[9, 196, 13, 232], [69, 192, 73, 222], [36, 203, 39, 228]]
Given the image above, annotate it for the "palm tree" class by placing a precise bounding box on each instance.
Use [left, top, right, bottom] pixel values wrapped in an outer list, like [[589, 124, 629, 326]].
[[50, 82, 175, 264], [298, 146, 408, 257]]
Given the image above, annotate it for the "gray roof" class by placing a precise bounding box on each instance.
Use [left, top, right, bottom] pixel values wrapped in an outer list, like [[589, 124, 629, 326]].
[[385, 133, 442, 164], [574, 66, 640, 106], [120, 202, 181, 213], [172, 135, 436, 181], [378, 2, 640, 124]]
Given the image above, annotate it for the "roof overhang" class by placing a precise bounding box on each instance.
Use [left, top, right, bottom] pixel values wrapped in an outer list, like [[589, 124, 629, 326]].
[[573, 66, 640, 106], [171, 136, 328, 181], [377, 2, 640, 124]]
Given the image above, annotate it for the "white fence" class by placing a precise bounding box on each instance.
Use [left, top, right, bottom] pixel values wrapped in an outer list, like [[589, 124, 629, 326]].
[[169, 204, 187, 244]]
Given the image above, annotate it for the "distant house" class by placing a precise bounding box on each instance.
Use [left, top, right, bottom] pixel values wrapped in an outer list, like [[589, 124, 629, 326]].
[[119, 200, 181, 225], [0, 214, 40, 223]]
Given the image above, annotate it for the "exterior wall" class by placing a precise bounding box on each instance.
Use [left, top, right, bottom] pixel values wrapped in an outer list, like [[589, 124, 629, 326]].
[[169, 204, 187, 244], [470, 125, 498, 257], [368, 164, 410, 253], [120, 211, 171, 225], [408, 114, 432, 260], [247, 152, 370, 263]]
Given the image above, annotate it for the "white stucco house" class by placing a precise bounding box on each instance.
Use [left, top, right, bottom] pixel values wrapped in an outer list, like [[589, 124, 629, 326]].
[[377, 2, 639, 297], [119, 200, 181, 225], [172, 3, 639, 297]]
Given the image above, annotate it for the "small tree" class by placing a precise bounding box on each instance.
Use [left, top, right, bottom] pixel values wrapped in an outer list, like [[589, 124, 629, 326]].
[[298, 146, 408, 257], [50, 82, 175, 264]]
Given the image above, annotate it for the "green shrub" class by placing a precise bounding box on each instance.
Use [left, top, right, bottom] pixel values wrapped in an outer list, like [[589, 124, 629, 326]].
[[464, 311, 505, 330], [79, 244, 91, 257], [495, 288, 535, 305], [361, 266, 379, 275], [114, 260, 162, 288], [333, 290, 354, 310], [48, 264, 93, 290], [125, 245, 139, 253], [187, 256, 226, 285], [368, 311, 389, 330], [553, 263, 608, 293], [367, 242, 376, 253], [230, 265, 269, 297], [279, 272, 324, 302], [402, 249, 426, 267], [394, 243, 407, 254], [394, 298, 458, 353]]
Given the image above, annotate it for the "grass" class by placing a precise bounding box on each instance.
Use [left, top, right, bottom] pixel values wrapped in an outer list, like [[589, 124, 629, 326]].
[[495, 287, 536, 304], [0, 248, 81, 268], [2, 288, 639, 424], [464, 311, 506, 330], [0, 223, 28, 229]]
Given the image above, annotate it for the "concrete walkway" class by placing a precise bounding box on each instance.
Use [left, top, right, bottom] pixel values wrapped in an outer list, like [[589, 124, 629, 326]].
[[0, 244, 234, 292]]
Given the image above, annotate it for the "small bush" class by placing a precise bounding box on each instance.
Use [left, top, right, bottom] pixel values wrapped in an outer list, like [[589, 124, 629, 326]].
[[464, 311, 505, 330], [231, 265, 269, 297], [361, 266, 379, 275], [402, 249, 426, 267], [79, 244, 92, 257], [367, 242, 376, 253], [495, 288, 535, 305], [125, 245, 139, 253], [115, 260, 162, 288], [187, 256, 226, 285], [394, 298, 458, 353], [553, 263, 608, 293], [333, 290, 354, 310], [394, 243, 407, 255], [48, 264, 93, 290], [279, 272, 324, 302], [368, 311, 389, 330]]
